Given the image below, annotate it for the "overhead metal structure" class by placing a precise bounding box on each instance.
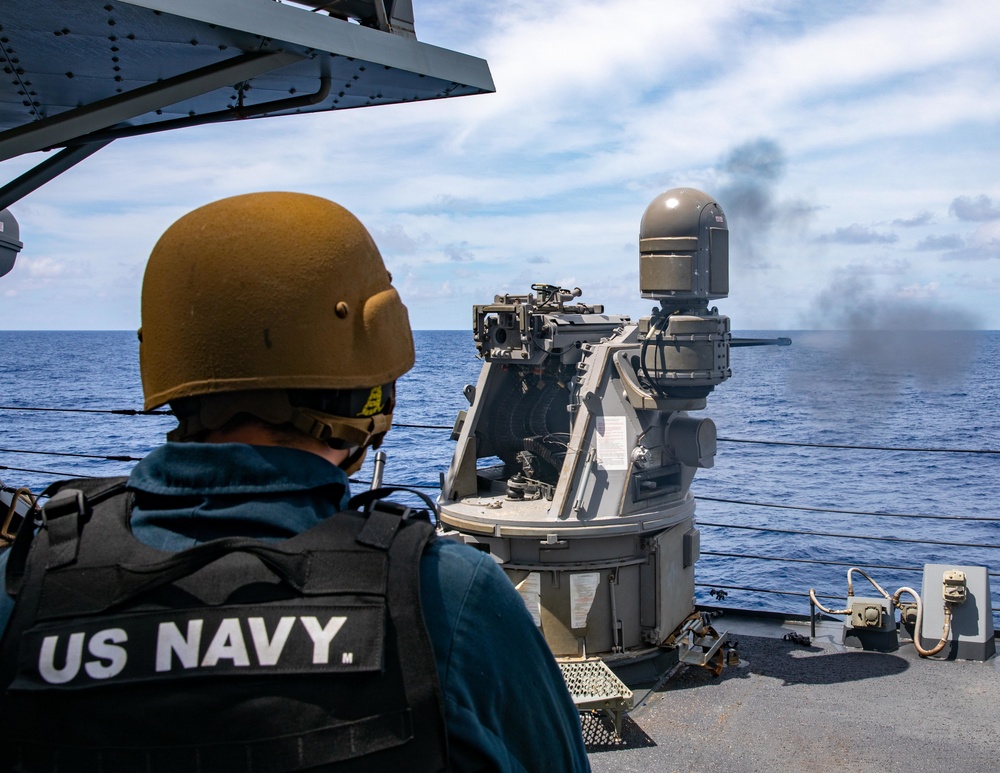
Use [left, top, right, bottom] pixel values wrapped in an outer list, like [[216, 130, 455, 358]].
[[0, 0, 494, 208]]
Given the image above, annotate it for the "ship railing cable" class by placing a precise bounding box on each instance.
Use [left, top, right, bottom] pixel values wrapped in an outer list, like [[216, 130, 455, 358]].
[[0, 447, 143, 462], [696, 521, 1000, 550], [0, 406, 455, 425], [698, 495, 1000, 522], [2, 405, 998, 454], [694, 514, 1000, 618], [700, 550, 1000, 579], [0, 405, 172, 416], [8, 446, 995, 519], [2, 466, 101, 481], [695, 583, 1000, 618], [699, 552, 1000, 614], [1, 446, 148, 481], [2, 413, 997, 616]]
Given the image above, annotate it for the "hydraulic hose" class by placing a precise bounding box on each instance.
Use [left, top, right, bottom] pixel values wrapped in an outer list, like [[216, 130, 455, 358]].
[[809, 566, 954, 658], [847, 567, 892, 601], [811, 570, 956, 658], [808, 588, 851, 617], [893, 587, 953, 658]]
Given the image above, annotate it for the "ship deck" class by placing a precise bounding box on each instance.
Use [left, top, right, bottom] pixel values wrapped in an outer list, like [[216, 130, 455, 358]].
[[585, 612, 1000, 773]]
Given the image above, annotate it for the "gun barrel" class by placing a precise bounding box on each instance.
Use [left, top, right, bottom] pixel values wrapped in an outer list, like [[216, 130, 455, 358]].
[[730, 337, 792, 348]]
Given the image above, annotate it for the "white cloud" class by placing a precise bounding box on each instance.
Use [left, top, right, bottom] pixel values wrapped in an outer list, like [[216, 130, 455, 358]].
[[897, 281, 941, 300], [1, 0, 998, 329], [22, 256, 70, 278]]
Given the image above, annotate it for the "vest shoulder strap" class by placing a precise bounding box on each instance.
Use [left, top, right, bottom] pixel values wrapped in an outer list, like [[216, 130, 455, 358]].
[[4, 477, 128, 600]]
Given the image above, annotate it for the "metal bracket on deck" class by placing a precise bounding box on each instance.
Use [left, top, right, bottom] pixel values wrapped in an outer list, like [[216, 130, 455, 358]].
[[558, 658, 633, 740], [666, 613, 728, 676]]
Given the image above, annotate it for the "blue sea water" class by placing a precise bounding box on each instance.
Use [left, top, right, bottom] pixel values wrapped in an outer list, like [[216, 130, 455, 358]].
[[2, 329, 998, 627]]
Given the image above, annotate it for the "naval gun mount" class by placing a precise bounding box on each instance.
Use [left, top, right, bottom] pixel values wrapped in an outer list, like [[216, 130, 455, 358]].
[[440, 188, 789, 682], [440, 282, 724, 668]]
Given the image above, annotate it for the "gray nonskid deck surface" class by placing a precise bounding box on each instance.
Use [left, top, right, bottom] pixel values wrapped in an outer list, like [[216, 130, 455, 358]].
[[586, 617, 1000, 773]]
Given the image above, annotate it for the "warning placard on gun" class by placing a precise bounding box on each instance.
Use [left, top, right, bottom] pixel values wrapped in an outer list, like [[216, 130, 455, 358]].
[[570, 572, 600, 629], [595, 416, 628, 470], [515, 572, 541, 627]]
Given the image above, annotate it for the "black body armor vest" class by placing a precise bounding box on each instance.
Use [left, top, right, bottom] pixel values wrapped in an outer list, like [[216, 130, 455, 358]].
[[0, 477, 448, 772]]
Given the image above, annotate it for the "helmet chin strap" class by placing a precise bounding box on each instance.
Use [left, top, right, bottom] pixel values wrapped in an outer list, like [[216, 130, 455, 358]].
[[339, 446, 368, 476], [167, 390, 394, 468]]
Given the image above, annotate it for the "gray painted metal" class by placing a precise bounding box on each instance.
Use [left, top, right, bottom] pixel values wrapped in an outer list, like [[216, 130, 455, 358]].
[[291, 1, 417, 38], [0, 0, 493, 162], [440, 192, 734, 665], [0, 52, 302, 161], [919, 563, 996, 661], [841, 595, 900, 652], [0, 483, 32, 540], [439, 283, 724, 659], [0, 208, 22, 278]]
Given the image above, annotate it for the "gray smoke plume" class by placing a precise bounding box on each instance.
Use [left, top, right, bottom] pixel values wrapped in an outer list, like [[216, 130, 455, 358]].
[[715, 138, 814, 268], [802, 275, 983, 392]]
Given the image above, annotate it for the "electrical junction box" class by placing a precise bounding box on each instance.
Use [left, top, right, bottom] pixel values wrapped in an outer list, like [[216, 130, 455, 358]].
[[919, 564, 995, 661], [842, 596, 898, 652]]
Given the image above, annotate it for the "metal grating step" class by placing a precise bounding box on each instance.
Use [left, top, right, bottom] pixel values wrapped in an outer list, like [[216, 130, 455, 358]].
[[558, 658, 634, 740]]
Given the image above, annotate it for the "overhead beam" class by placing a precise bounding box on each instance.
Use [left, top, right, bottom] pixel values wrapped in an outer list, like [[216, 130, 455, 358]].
[[0, 50, 303, 162], [119, 0, 493, 92], [63, 77, 333, 146], [0, 141, 113, 212]]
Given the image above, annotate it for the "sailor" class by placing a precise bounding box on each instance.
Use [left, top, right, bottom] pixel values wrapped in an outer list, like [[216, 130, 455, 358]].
[[0, 192, 590, 772]]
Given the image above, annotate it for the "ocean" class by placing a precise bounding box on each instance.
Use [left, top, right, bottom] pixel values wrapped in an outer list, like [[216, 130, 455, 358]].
[[2, 329, 998, 627]]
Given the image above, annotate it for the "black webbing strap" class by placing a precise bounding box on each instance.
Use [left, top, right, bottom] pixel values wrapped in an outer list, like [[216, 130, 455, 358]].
[[354, 494, 448, 768], [35, 510, 396, 620], [349, 486, 440, 525], [41, 489, 87, 570], [356, 502, 407, 550], [385, 516, 449, 771], [5, 478, 126, 600], [36, 537, 310, 620]]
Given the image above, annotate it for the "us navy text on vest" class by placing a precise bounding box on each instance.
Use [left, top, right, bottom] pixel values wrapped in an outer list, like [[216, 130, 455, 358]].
[[12, 604, 384, 690]]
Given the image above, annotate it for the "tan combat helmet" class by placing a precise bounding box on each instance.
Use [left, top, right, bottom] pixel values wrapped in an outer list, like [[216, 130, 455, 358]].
[[138, 191, 415, 472]]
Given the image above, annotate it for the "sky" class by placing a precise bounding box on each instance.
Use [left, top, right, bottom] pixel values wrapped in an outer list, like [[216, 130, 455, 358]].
[[2, 0, 999, 330]]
